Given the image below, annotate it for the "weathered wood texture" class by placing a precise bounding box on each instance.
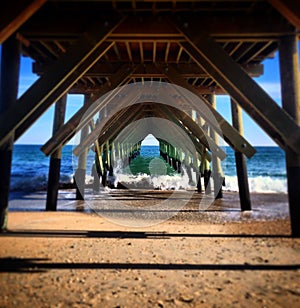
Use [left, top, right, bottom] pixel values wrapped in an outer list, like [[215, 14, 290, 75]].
[[0, 0, 46, 44], [46, 95, 67, 211], [0, 17, 124, 147], [268, 0, 300, 29], [75, 95, 91, 200], [231, 99, 251, 211], [159, 64, 256, 158], [279, 35, 300, 237], [174, 24, 300, 154], [41, 64, 134, 156], [0, 36, 20, 229]]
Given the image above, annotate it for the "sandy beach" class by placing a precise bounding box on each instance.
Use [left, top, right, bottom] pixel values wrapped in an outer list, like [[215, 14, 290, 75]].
[[1, 189, 300, 307]]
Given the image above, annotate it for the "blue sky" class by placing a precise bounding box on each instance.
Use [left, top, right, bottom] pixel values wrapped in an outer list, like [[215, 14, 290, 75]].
[[2, 44, 298, 146]]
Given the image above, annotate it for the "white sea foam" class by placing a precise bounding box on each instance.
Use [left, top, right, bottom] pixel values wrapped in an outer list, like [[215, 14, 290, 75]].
[[114, 172, 191, 190], [223, 175, 287, 193], [10, 169, 287, 194], [113, 166, 287, 194]]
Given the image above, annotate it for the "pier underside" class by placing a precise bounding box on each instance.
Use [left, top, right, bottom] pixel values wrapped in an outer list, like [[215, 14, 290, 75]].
[[0, 0, 299, 235]]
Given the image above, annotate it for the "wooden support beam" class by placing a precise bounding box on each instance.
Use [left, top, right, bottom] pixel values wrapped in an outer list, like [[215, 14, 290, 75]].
[[245, 41, 274, 64], [279, 35, 300, 237], [158, 63, 256, 158], [153, 41, 157, 63], [73, 94, 146, 157], [207, 94, 224, 199], [268, 0, 300, 29], [155, 105, 209, 160], [41, 64, 134, 156], [78, 108, 144, 166], [158, 104, 225, 160], [33, 62, 264, 79], [46, 95, 67, 211], [173, 22, 300, 154], [74, 100, 217, 167], [0, 36, 20, 230], [0, 0, 46, 44], [75, 94, 91, 200], [54, 40, 66, 53], [0, 17, 124, 148], [139, 41, 144, 64], [231, 98, 251, 211], [40, 40, 60, 59], [176, 45, 183, 64], [165, 42, 171, 63], [112, 14, 294, 37], [22, 13, 295, 40], [233, 42, 256, 62], [14, 41, 114, 142], [113, 43, 121, 61], [100, 107, 145, 150], [125, 41, 133, 62]]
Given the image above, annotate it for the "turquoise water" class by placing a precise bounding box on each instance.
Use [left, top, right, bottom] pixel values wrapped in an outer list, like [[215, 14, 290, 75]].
[[11, 144, 287, 193]]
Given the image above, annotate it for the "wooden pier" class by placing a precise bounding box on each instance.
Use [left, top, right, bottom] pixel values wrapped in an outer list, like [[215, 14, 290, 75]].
[[0, 0, 299, 236]]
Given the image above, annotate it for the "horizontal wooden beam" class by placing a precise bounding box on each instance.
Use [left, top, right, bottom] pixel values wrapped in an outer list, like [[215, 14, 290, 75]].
[[0, 17, 124, 147], [174, 20, 300, 154], [33, 62, 264, 78], [68, 82, 226, 95], [0, 0, 46, 44], [21, 13, 295, 40]]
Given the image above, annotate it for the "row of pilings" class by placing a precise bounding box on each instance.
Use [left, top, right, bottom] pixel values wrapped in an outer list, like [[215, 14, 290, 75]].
[[84, 140, 142, 193], [74, 136, 223, 198], [158, 139, 223, 197]]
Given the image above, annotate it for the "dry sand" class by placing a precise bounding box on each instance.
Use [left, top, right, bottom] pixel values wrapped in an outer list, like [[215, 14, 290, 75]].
[[1, 190, 300, 307]]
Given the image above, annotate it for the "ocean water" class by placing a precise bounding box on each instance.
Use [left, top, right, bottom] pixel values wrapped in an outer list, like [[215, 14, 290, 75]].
[[10, 144, 287, 193]]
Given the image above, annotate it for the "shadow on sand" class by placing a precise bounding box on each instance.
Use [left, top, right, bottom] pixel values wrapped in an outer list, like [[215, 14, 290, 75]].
[[0, 229, 291, 239], [1, 257, 299, 273]]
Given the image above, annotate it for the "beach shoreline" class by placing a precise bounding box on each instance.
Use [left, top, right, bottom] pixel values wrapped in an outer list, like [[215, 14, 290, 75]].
[[1, 190, 300, 307], [8, 189, 290, 223]]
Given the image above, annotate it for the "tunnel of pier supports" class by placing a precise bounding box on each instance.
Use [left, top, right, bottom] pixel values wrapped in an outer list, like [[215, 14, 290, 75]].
[[0, 1, 299, 236]]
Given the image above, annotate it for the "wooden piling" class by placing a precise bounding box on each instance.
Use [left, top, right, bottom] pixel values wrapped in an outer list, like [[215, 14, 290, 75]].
[[231, 99, 251, 211], [93, 139, 103, 192], [207, 94, 223, 198], [196, 158, 202, 192], [75, 95, 90, 200], [46, 95, 67, 210], [0, 35, 20, 230], [279, 35, 300, 237]]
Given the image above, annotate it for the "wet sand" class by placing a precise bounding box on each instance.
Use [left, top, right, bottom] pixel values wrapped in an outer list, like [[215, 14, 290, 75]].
[[1, 190, 300, 307]]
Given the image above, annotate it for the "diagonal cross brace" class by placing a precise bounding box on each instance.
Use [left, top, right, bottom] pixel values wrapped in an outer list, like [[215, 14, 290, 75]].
[[14, 42, 114, 142], [0, 16, 125, 148], [172, 20, 300, 154], [41, 64, 135, 156], [0, 0, 46, 44], [158, 64, 256, 158]]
